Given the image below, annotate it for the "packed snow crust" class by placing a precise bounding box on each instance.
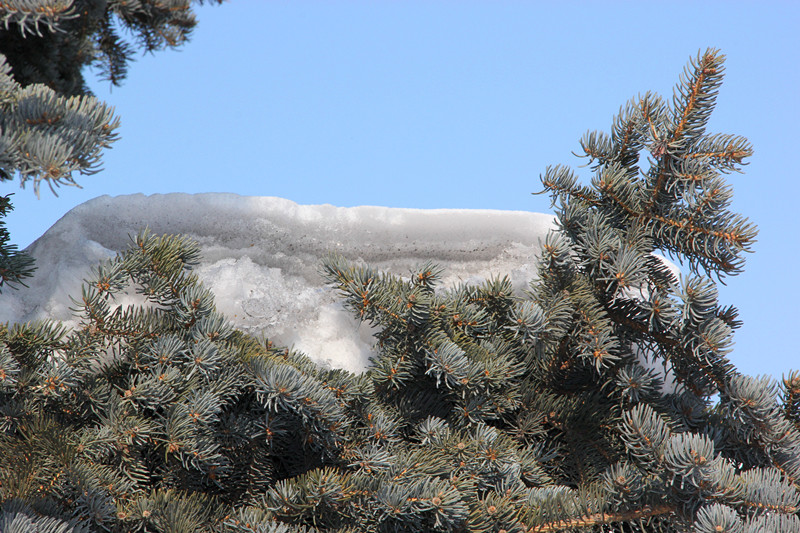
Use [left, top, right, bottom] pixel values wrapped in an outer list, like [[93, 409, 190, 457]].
[[1, 193, 558, 373]]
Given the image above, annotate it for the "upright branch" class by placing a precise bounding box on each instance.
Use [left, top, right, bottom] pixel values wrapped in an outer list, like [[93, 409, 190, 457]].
[[548, 49, 755, 279]]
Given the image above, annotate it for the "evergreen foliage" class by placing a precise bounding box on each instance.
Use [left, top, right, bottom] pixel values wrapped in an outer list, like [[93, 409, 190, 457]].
[[0, 52, 120, 197], [0, 0, 222, 95], [1, 49, 798, 532]]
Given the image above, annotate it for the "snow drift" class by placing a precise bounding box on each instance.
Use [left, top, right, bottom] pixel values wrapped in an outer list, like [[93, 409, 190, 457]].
[[1, 193, 557, 372]]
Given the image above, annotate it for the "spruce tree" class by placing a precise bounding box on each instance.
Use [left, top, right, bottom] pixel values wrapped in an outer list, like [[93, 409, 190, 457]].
[[1, 49, 798, 533]]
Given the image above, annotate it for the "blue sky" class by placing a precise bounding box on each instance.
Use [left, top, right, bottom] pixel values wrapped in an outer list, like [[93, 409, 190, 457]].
[[4, 1, 799, 379]]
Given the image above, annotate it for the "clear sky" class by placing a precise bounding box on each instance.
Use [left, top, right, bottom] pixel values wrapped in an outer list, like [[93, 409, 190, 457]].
[[4, 1, 799, 379]]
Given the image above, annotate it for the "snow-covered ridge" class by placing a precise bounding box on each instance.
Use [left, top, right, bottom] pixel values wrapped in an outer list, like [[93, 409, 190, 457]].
[[1, 193, 556, 372]]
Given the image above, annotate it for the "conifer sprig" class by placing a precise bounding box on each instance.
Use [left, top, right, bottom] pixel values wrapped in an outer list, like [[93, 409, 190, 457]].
[[0, 53, 120, 197], [0, 194, 35, 292]]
